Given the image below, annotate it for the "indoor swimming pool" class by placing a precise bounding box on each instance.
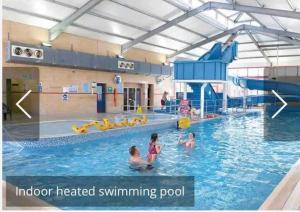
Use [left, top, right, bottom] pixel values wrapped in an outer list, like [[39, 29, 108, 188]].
[[3, 112, 300, 210]]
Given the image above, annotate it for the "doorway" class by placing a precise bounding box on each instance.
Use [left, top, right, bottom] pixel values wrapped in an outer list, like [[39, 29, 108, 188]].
[[123, 87, 141, 111], [96, 83, 106, 113]]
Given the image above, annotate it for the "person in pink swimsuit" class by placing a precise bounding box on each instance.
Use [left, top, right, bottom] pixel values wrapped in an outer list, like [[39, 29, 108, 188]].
[[178, 132, 196, 148], [147, 133, 161, 163]]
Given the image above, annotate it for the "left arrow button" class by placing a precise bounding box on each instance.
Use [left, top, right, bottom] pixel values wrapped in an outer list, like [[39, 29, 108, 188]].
[[16, 90, 32, 119]]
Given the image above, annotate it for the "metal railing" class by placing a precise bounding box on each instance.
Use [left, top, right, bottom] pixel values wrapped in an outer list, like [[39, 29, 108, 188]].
[[123, 96, 269, 116]]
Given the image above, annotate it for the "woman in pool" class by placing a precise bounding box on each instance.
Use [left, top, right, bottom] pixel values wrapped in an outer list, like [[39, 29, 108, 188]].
[[129, 146, 153, 170], [147, 133, 161, 163], [178, 132, 196, 148]]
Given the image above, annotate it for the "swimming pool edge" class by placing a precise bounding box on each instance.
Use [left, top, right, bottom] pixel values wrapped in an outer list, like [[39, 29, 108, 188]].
[[259, 157, 300, 210]]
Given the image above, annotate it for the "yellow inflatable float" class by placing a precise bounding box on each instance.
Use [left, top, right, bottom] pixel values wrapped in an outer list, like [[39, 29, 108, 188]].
[[178, 117, 191, 129], [137, 105, 143, 114], [72, 115, 148, 134], [72, 125, 88, 134]]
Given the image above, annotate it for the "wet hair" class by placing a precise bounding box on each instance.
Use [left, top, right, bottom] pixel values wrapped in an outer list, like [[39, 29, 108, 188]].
[[151, 133, 158, 143], [129, 146, 137, 156], [191, 132, 195, 138]]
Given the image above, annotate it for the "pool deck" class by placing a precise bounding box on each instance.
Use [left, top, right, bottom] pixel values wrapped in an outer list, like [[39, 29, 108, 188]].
[[260, 158, 300, 210], [3, 113, 178, 139]]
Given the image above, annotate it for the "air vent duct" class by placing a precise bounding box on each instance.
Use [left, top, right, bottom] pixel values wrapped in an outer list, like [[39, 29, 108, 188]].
[[12, 45, 44, 60]]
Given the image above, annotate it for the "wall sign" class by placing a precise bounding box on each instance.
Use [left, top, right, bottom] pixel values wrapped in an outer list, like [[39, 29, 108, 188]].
[[82, 83, 90, 93], [118, 60, 134, 70], [62, 85, 78, 94], [91, 82, 97, 88], [63, 87, 69, 93], [68, 85, 78, 93], [107, 86, 113, 93]]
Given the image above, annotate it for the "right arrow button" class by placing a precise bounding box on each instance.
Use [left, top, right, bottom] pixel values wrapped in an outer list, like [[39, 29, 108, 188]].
[[272, 90, 288, 119]]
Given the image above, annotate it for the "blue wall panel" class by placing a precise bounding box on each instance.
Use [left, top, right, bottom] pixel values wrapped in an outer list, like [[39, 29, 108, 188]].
[[194, 63, 204, 79], [183, 63, 194, 80], [176, 64, 184, 79], [215, 63, 221, 80], [204, 63, 215, 80]]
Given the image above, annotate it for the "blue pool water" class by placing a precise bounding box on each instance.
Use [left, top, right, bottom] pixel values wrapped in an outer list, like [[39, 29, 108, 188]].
[[3, 111, 300, 210]]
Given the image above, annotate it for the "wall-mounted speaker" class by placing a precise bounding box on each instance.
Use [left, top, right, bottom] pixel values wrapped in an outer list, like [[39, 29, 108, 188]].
[[12, 45, 44, 60]]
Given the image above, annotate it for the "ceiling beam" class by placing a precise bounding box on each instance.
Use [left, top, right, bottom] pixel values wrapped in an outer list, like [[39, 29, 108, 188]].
[[109, 0, 208, 39], [223, 32, 239, 49], [261, 33, 300, 46], [224, 0, 265, 28], [168, 24, 300, 58], [44, 0, 208, 40], [246, 25, 300, 39], [246, 31, 272, 65], [253, 0, 287, 30], [239, 54, 300, 59], [198, 0, 231, 23], [286, 0, 296, 11], [228, 11, 241, 18], [239, 46, 300, 52], [234, 12, 244, 23], [162, 0, 227, 30], [42, 0, 204, 52], [121, 1, 300, 53], [168, 25, 245, 58], [49, 0, 104, 41], [259, 44, 293, 48], [246, 13, 267, 28], [121, 2, 210, 53], [2, 6, 200, 57]]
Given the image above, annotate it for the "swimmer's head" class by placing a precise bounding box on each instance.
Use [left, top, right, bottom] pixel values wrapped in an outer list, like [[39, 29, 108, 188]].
[[151, 133, 158, 143], [129, 146, 139, 156], [189, 132, 195, 140]]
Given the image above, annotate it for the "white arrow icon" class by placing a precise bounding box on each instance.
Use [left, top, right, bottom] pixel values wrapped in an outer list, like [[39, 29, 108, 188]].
[[16, 90, 32, 119], [272, 90, 287, 119]]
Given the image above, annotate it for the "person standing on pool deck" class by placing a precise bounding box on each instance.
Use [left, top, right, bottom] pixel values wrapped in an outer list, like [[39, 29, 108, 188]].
[[147, 133, 161, 163], [161, 91, 168, 110], [178, 133, 196, 148]]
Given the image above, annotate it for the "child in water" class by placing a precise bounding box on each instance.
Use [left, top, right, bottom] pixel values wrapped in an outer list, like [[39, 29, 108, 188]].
[[147, 133, 161, 163], [178, 132, 196, 148]]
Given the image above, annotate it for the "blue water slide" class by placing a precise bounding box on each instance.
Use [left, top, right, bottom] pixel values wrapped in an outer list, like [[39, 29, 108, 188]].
[[222, 42, 238, 64], [230, 76, 300, 96], [174, 42, 238, 81], [198, 43, 222, 61], [184, 83, 222, 112]]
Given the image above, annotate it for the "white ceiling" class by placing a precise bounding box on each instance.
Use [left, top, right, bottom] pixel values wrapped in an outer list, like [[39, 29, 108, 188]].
[[3, 0, 300, 67]]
